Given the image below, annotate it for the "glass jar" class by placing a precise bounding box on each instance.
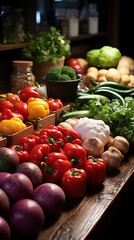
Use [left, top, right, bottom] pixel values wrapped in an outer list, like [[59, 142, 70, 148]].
[[1, 6, 13, 43], [13, 8, 25, 43], [10, 61, 35, 94]]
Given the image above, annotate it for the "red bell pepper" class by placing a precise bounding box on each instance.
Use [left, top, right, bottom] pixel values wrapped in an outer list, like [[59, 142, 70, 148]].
[[61, 168, 87, 199], [63, 143, 87, 169], [29, 143, 50, 167], [41, 152, 72, 184], [10, 144, 29, 164], [46, 124, 59, 130], [0, 108, 24, 122], [18, 86, 41, 102], [39, 128, 64, 152], [33, 124, 57, 137], [46, 98, 63, 111], [57, 126, 82, 145], [13, 101, 28, 120], [33, 127, 41, 136], [0, 100, 14, 112], [84, 156, 106, 186], [20, 134, 40, 153]]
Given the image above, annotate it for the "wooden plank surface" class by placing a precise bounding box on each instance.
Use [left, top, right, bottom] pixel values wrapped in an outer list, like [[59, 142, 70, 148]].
[[37, 154, 134, 240]]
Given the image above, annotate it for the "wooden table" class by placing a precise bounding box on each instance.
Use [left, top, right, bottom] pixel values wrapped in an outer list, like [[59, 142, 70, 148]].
[[37, 153, 134, 240]]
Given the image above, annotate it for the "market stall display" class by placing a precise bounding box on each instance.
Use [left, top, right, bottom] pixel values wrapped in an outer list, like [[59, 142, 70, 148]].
[[0, 45, 134, 240]]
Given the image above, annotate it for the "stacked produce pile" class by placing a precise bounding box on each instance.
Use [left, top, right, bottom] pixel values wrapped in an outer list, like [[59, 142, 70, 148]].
[[64, 45, 134, 145], [84, 55, 134, 87]]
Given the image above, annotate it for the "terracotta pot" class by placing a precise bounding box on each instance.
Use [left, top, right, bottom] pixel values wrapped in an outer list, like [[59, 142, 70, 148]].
[[33, 56, 65, 84]]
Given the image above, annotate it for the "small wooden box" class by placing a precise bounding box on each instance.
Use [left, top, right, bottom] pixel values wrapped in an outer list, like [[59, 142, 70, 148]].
[[6, 122, 34, 147], [32, 114, 55, 130], [52, 104, 71, 125], [0, 136, 7, 147]]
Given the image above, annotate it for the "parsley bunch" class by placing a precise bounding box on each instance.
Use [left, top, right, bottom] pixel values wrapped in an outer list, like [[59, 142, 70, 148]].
[[21, 27, 71, 64]]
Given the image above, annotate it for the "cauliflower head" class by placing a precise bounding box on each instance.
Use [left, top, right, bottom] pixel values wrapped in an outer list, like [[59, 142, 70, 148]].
[[74, 117, 110, 145]]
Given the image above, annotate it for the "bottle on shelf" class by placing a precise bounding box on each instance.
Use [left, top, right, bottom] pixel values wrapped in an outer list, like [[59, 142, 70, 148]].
[[79, 6, 88, 34], [88, 3, 99, 34], [67, 9, 79, 37]]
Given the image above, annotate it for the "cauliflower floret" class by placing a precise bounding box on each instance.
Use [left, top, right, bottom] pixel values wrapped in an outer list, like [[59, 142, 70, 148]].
[[74, 117, 110, 145]]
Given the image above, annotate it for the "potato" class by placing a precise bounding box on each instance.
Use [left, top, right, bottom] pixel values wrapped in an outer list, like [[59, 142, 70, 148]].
[[120, 74, 130, 85], [97, 69, 108, 79], [85, 71, 98, 87], [117, 67, 130, 75], [97, 76, 107, 82], [87, 67, 98, 75], [106, 68, 122, 82], [128, 75, 134, 87]]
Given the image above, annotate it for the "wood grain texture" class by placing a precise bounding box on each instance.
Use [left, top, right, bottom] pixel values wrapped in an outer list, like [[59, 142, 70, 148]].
[[38, 154, 134, 240]]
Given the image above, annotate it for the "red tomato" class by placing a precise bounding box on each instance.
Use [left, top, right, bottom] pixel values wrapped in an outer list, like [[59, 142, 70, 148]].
[[6, 93, 20, 103], [67, 58, 84, 74], [47, 98, 63, 111], [67, 58, 79, 67], [71, 64, 84, 74], [0, 100, 14, 112]]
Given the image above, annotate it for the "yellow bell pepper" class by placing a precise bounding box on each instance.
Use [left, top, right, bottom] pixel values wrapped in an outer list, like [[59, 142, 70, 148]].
[[27, 98, 50, 121], [0, 117, 27, 135]]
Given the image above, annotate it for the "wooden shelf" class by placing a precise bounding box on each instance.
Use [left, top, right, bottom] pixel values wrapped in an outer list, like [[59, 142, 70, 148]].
[[0, 42, 29, 51], [68, 32, 107, 42]]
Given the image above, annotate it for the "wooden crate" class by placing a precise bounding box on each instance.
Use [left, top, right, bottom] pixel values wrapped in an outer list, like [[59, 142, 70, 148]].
[[0, 136, 7, 147], [6, 122, 34, 147], [51, 104, 71, 125], [32, 114, 55, 130]]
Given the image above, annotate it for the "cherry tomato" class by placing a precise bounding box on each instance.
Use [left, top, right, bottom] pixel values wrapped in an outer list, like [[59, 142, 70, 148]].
[[0, 100, 14, 112], [67, 58, 84, 74], [71, 64, 84, 74], [67, 58, 79, 67], [6, 93, 20, 103], [47, 98, 63, 111]]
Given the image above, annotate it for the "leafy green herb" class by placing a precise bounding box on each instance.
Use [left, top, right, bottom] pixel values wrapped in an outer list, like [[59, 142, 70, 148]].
[[21, 27, 71, 64]]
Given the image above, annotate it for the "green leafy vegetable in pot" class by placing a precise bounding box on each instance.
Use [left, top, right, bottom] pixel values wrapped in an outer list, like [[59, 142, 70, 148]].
[[58, 74, 71, 81], [45, 66, 61, 80], [86, 45, 122, 68], [21, 27, 71, 64], [45, 65, 77, 81], [61, 66, 76, 80]]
